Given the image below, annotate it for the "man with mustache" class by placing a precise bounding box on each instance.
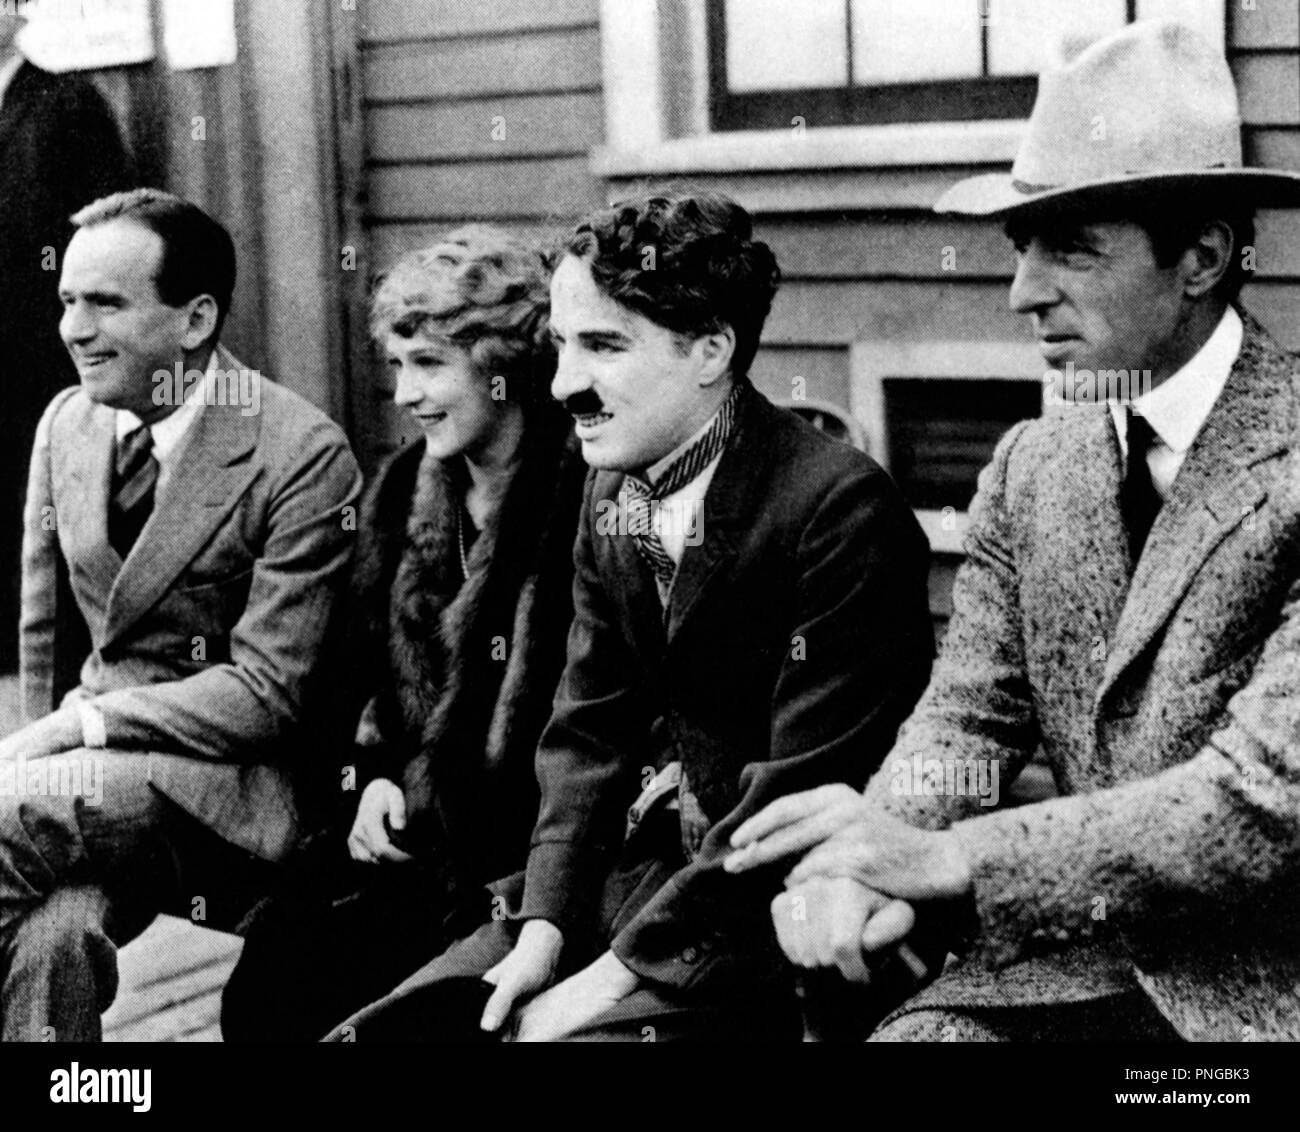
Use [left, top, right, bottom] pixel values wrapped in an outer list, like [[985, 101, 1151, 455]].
[[728, 20, 1300, 1041], [333, 189, 933, 1042]]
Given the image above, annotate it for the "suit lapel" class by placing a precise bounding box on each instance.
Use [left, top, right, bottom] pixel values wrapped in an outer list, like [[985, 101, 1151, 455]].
[[56, 398, 121, 602], [664, 386, 764, 643], [1100, 314, 1291, 698], [1060, 406, 1132, 654], [102, 348, 262, 645], [600, 477, 668, 660]]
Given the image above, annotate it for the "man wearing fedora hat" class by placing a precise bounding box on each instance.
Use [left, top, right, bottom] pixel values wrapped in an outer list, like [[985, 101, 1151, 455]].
[[725, 19, 1300, 1041]]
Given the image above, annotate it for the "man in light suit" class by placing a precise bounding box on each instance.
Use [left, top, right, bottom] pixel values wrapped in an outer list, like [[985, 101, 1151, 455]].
[[728, 20, 1300, 1041], [331, 190, 934, 1042], [0, 188, 361, 1040]]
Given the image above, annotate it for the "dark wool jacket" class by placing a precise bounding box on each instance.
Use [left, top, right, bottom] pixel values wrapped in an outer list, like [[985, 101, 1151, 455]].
[[514, 383, 935, 994], [338, 407, 586, 893]]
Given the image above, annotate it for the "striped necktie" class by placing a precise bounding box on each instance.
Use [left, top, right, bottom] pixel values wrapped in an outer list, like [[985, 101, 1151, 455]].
[[619, 385, 740, 592], [110, 424, 158, 558]]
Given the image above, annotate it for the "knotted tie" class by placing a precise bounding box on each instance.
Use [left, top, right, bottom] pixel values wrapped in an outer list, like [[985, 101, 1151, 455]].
[[109, 424, 158, 558], [1120, 406, 1162, 563], [619, 387, 740, 592]]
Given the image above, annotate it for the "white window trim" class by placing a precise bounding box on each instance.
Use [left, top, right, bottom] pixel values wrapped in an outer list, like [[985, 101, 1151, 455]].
[[849, 339, 1050, 555], [593, 120, 1025, 176], [598, 0, 1026, 177], [597, 0, 1224, 180]]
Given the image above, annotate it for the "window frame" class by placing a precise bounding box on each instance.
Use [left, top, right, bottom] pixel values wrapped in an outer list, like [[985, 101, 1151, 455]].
[[849, 339, 1050, 554], [705, 0, 1039, 131]]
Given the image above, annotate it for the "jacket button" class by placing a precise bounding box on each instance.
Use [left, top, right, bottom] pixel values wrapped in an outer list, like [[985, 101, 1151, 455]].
[[680, 946, 700, 964]]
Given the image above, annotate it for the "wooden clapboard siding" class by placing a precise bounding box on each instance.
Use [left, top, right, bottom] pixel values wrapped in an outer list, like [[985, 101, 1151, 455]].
[[765, 279, 1029, 345], [749, 344, 850, 408], [761, 217, 1015, 280], [1232, 52, 1300, 125], [363, 29, 602, 101], [367, 157, 601, 222], [369, 220, 575, 266], [605, 167, 992, 215], [1229, 0, 1300, 49], [1230, 280, 1300, 349], [359, 0, 600, 44], [768, 276, 1300, 351], [367, 94, 603, 162], [760, 211, 1300, 281], [1251, 126, 1300, 170]]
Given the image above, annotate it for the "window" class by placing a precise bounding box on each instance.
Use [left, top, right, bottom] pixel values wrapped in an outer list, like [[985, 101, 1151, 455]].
[[707, 0, 1224, 131], [850, 340, 1049, 554]]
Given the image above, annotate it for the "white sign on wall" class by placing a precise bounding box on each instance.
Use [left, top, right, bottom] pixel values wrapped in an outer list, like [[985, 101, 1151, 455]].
[[162, 0, 236, 71], [15, 0, 155, 73]]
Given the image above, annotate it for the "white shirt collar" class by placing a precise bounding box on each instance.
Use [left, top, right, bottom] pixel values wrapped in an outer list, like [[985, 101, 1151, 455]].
[[116, 350, 218, 463], [1108, 305, 1242, 456]]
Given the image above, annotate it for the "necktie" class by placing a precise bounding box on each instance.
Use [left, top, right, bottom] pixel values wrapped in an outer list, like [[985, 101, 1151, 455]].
[[1120, 406, 1162, 563], [618, 385, 740, 594], [110, 424, 158, 558]]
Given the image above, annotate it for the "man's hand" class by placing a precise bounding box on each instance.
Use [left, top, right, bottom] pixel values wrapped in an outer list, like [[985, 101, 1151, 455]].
[[725, 785, 971, 903], [771, 876, 913, 982], [480, 919, 565, 1033], [346, 778, 413, 864], [785, 814, 970, 902], [725, 784, 870, 871], [512, 950, 640, 1042], [0, 709, 83, 762]]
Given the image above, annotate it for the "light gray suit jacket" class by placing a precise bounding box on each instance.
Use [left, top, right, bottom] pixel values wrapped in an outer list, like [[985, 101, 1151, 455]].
[[867, 309, 1300, 1040], [19, 347, 362, 861]]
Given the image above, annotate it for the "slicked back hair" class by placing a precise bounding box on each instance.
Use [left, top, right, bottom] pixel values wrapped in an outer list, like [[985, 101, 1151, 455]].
[[72, 188, 237, 343]]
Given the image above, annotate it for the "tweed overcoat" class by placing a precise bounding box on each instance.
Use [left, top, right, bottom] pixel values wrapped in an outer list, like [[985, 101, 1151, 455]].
[[866, 309, 1300, 1041]]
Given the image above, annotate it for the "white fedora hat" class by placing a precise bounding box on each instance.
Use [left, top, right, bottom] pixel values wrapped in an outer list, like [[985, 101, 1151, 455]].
[[936, 19, 1300, 217]]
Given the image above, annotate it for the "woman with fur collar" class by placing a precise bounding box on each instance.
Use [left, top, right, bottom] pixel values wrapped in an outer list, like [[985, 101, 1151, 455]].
[[221, 226, 585, 1042]]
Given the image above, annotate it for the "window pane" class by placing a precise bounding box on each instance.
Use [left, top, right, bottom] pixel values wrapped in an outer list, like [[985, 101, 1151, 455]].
[[1137, 0, 1225, 49], [852, 0, 981, 84], [987, 0, 1127, 75], [725, 0, 848, 92], [884, 377, 1043, 510]]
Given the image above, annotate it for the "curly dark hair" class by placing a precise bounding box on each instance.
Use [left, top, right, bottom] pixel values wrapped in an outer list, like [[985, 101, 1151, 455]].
[[370, 224, 555, 406], [564, 190, 780, 381]]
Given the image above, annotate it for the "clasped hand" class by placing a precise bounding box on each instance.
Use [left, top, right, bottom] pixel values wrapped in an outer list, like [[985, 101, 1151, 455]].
[[724, 784, 971, 980]]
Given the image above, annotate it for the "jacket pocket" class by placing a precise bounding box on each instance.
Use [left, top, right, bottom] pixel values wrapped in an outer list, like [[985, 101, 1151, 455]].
[[167, 567, 255, 649]]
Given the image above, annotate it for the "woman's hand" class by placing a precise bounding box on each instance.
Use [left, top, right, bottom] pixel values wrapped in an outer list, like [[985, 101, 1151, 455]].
[[347, 778, 414, 864]]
